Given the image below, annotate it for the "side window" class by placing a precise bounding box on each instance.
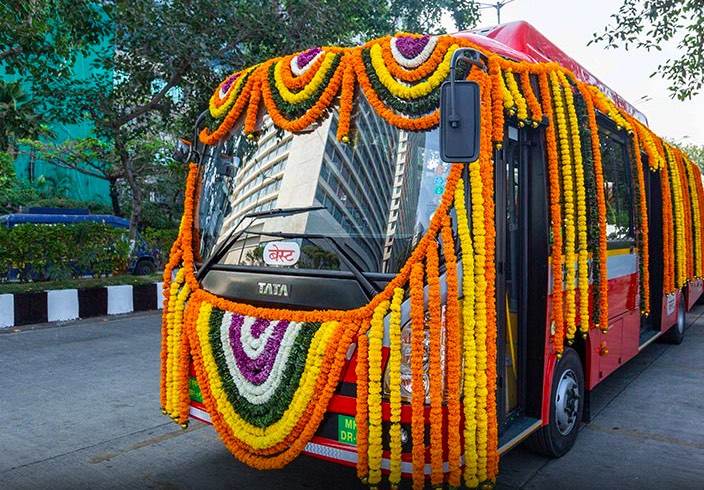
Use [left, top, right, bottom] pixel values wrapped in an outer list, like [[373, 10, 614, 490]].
[[599, 128, 634, 241]]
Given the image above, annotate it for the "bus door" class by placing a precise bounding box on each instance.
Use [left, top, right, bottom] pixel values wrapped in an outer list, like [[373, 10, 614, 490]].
[[496, 125, 529, 435], [643, 158, 663, 340]]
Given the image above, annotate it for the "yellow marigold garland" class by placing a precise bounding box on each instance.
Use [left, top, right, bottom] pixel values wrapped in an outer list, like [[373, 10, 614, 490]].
[[388, 288, 405, 489], [550, 70, 578, 343], [505, 67, 528, 124], [558, 71, 590, 335], [273, 52, 338, 104], [454, 178, 479, 487], [369, 43, 457, 99], [367, 300, 390, 488]]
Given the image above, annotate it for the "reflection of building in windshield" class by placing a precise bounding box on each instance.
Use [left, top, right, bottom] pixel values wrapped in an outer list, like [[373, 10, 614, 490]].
[[382, 131, 425, 273], [197, 95, 442, 274]]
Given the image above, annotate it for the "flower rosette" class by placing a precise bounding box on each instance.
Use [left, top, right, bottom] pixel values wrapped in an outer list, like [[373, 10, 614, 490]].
[[261, 48, 345, 133], [351, 35, 458, 131], [187, 300, 358, 468]]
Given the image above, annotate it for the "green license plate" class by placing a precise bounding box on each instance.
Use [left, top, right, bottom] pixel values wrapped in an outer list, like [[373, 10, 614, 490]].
[[189, 377, 203, 403], [337, 414, 357, 445]]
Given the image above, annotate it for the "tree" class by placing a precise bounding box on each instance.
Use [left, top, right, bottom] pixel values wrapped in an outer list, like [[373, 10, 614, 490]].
[[591, 0, 704, 100], [0, 81, 53, 159], [0, 1, 108, 81], [41, 0, 481, 234], [681, 143, 704, 172]]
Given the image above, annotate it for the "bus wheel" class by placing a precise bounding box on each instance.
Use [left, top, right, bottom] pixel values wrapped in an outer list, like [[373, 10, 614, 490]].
[[524, 347, 584, 458], [662, 297, 685, 345]]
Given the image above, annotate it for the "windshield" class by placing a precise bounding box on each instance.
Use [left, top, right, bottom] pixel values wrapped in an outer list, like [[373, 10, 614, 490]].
[[194, 95, 451, 275]]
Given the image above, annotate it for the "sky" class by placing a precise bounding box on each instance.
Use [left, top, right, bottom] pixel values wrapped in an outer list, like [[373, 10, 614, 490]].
[[457, 0, 704, 146]]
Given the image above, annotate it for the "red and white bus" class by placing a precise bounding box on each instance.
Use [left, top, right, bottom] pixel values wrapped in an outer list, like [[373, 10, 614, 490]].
[[161, 21, 703, 489]]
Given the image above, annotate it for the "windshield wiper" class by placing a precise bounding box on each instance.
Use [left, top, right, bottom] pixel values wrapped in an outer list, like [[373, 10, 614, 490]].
[[243, 205, 325, 220], [196, 206, 326, 280]]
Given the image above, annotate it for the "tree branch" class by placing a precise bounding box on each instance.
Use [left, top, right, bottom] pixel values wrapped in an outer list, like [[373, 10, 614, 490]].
[[0, 45, 23, 62], [111, 60, 191, 128]]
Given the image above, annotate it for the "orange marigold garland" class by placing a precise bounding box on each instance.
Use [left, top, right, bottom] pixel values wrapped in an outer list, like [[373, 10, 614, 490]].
[[576, 82, 609, 330], [441, 217, 462, 488], [426, 239, 444, 486], [538, 69, 566, 352], [355, 329, 370, 483], [626, 122, 651, 314], [409, 261, 426, 490]]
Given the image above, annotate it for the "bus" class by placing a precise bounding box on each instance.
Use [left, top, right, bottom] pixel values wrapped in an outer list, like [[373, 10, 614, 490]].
[[160, 20, 703, 489]]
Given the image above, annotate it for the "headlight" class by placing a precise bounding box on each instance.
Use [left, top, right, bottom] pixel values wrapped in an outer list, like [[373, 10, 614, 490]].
[[382, 309, 446, 403]]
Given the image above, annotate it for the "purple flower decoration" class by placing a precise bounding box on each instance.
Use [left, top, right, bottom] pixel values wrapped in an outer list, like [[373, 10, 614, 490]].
[[228, 314, 290, 385], [395, 35, 430, 60], [297, 47, 322, 68], [221, 73, 239, 93]]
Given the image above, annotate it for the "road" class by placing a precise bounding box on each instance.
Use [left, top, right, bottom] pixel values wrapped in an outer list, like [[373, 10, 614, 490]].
[[1, 309, 703, 489]]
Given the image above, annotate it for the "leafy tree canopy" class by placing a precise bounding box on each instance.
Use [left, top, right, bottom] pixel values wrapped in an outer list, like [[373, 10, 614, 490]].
[[0, 1, 109, 80], [591, 0, 704, 100]]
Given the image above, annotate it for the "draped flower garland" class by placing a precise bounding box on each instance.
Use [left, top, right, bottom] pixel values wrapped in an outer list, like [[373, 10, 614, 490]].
[[161, 31, 704, 489]]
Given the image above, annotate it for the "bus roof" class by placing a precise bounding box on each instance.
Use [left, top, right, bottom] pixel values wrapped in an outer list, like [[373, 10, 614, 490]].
[[456, 21, 648, 125]]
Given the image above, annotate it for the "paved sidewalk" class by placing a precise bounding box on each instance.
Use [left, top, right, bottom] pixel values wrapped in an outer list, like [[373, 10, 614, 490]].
[[498, 305, 704, 489]]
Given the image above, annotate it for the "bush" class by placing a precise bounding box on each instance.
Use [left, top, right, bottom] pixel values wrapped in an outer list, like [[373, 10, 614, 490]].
[[0, 222, 130, 282], [142, 227, 179, 266]]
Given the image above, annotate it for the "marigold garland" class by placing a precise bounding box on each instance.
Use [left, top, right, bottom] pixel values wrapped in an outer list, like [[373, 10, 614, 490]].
[[558, 71, 590, 335], [367, 300, 389, 488], [409, 262, 426, 490], [426, 240, 444, 486], [388, 288, 405, 489], [538, 70, 566, 352], [441, 217, 462, 488], [550, 70, 578, 343], [355, 329, 370, 483], [454, 178, 479, 487], [576, 82, 609, 329]]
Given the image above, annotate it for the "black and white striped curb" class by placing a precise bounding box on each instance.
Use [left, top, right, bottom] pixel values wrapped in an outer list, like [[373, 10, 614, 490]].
[[0, 283, 165, 328]]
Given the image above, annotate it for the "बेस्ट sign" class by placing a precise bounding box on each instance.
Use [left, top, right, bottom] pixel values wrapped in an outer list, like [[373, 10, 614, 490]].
[[338, 414, 357, 445], [263, 241, 301, 266]]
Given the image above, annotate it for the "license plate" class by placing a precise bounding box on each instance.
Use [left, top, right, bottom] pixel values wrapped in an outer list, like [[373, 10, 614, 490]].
[[189, 377, 203, 403], [337, 414, 357, 445]]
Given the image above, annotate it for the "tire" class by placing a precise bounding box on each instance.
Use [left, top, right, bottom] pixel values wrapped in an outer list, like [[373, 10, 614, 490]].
[[524, 347, 584, 457], [133, 259, 156, 276], [661, 296, 685, 345]]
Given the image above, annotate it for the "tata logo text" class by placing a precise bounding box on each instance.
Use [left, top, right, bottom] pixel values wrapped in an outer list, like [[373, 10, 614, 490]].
[[257, 282, 290, 297]]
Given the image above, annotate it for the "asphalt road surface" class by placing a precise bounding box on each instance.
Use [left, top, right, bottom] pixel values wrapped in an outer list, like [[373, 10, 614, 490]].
[[1, 308, 704, 489]]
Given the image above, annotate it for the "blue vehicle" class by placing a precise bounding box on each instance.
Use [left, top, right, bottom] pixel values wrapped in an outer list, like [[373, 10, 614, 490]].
[[0, 208, 161, 275]]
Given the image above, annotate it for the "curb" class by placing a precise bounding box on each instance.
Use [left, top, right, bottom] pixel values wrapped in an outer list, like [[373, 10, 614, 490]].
[[0, 282, 164, 329]]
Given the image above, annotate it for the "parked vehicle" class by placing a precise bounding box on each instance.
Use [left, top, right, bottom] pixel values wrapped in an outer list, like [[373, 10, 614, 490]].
[[160, 21, 704, 488], [0, 208, 161, 276]]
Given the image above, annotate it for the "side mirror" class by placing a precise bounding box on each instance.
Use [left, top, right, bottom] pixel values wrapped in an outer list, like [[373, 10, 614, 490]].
[[173, 138, 192, 163], [439, 49, 484, 164]]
